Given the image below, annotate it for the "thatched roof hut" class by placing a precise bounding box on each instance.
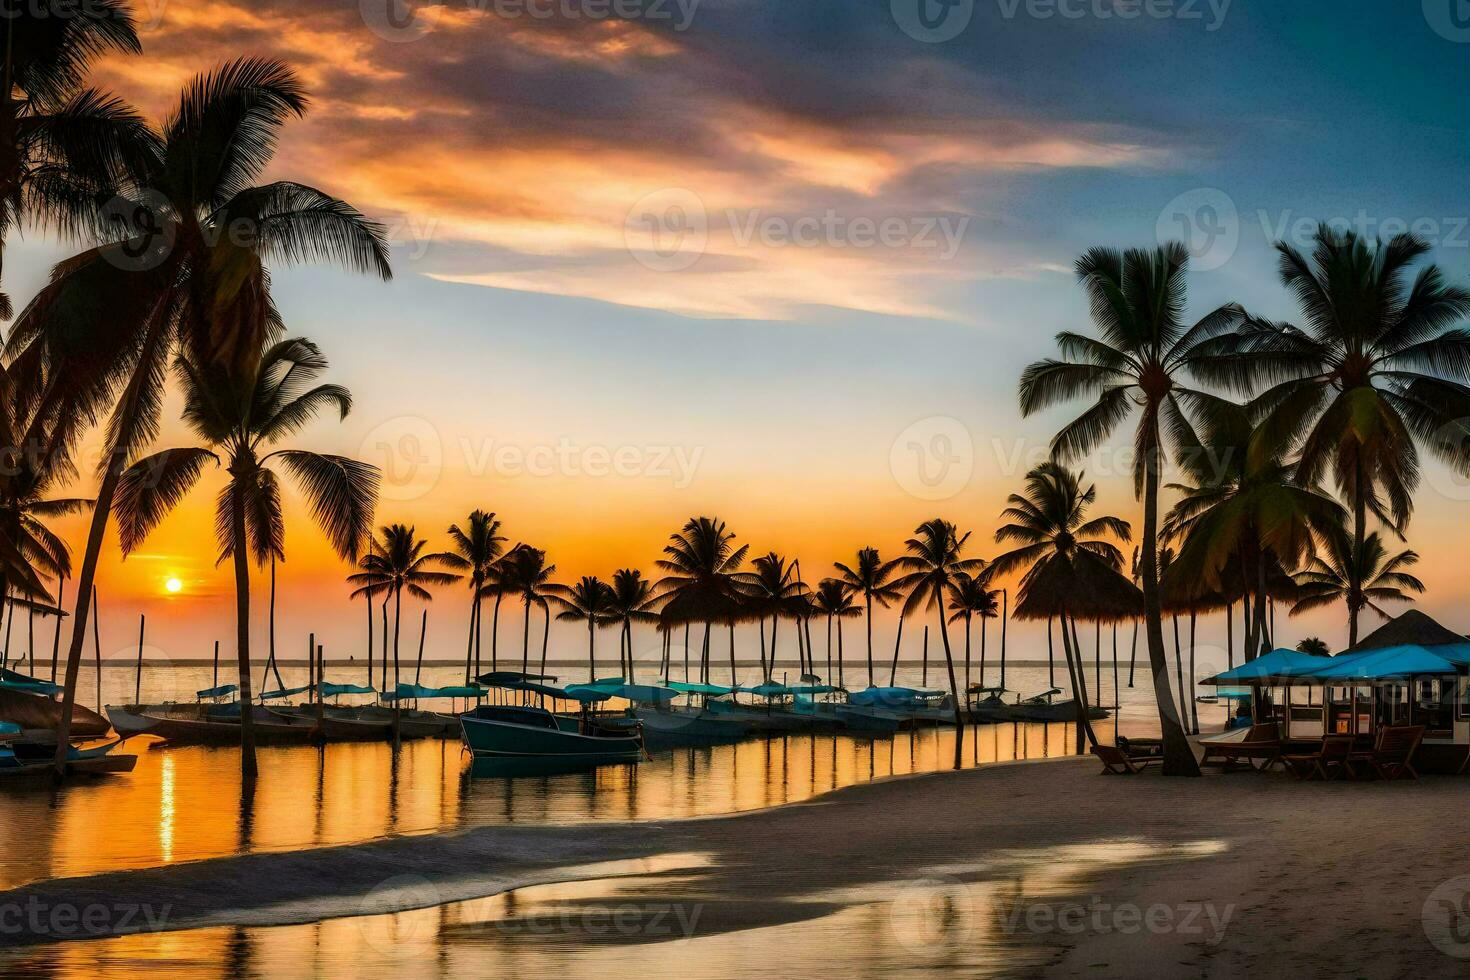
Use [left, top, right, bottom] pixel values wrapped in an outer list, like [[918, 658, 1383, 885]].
[[1351, 609, 1468, 652]]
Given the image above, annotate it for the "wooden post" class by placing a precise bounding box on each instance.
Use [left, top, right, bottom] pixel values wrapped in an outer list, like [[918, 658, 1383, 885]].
[[212, 640, 220, 689], [133, 614, 145, 705], [50, 577, 64, 683], [316, 643, 325, 732], [999, 589, 1008, 693], [307, 632, 315, 692], [414, 609, 428, 684]]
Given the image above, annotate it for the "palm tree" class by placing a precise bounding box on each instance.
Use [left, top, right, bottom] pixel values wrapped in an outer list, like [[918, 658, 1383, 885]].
[[656, 517, 748, 680], [1190, 227, 1470, 649], [116, 337, 379, 777], [11, 59, 391, 769], [1162, 399, 1343, 662], [734, 552, 804, 683], [0, 3, 149, 317], [890, 519, 985, 754], [442, 510, 505, 683], [348, 525, 459, 694], [833, 547, 903, 687], [1289, 529, 1425, 631], [546, 576, 618, 681], [1018, 243, 1244, 776], [607, 568, 659, 680], [946, 573, 998, 692], [990, 462, 1135, 752], [810, 578, 860, 687], [497, 545, 556, 674], [1296, 637, 1331, 657]]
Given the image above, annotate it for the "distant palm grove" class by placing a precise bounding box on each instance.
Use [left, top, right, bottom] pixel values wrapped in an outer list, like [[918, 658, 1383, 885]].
[[0, 4, 1463, 781]]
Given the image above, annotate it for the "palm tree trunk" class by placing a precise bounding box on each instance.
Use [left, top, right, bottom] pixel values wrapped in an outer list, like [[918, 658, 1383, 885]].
[[414, 609, 428, 683], [1141, 421, 1199, 776], [392, 587, 402, 686], [729, 622, 737, 688], [1172, 613, 1187, 722], [464, 590, 478, 684], [757, 614, 767, 682], [539, 601, 550, 675], [380, 597, 389, 687], [49, 576, 63, 683], [268, 559, 282, 689], [1225, 601, 1234, 670], [921, 625, 929, 687], [836, 618, 846, 689], [963, 613, 972, 693], [365, 590, 374, 688], [521, 597, 531, 674], [1111, 623, 1119, 709], [1060, 612, 1098, 753], [52, 312, 169, 776], [768, 616, 778, 683], [1128, 618, 1138, 687], [888, 613, 904, 685], [588, 619, 596, 682], [932, 597, 964, 767], [1349, 455, 1366, 649], [825, 613, 833, 687], [804, 616, 815, 681], [865, 593, 875, 686], [979, 616, 987, 690], [1188, 611, 1199, 734], [230, 481, 258, 781], [491, 590, 502, 673]]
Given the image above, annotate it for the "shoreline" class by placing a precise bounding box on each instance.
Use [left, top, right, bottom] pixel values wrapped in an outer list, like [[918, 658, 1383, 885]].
[[2, 758, 1467, 972]]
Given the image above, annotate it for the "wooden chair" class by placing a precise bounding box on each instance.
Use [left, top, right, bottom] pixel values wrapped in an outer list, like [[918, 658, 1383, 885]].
[[1282, 735, 1355, 781], [1199, 722, 1282, 771], [1092, 743, 1160, 775], [1347, 725, 1425, 781]]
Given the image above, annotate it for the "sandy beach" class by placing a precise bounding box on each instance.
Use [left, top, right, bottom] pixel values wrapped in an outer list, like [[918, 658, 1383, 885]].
[[2, 756, 1465, 976]]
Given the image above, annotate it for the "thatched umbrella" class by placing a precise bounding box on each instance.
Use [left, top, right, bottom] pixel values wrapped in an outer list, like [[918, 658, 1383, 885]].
[[1013, 549, 1142, 753]]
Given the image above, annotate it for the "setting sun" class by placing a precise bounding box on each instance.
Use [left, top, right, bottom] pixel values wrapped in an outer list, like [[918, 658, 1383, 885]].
[[164, 577, 183, 595]]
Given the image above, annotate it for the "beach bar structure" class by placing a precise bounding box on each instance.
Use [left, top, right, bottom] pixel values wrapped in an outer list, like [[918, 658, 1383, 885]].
[[1202, 611, 1470, 771]]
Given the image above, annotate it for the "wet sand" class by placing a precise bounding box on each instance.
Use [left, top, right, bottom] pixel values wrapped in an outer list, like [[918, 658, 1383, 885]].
[[2, 757, 1465, 975]]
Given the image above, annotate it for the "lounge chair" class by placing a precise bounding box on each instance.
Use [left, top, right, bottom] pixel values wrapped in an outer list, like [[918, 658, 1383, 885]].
[[1092, 743, 1159, 775], [1347, 724, 1425, 781], [1199, 722, 1282, 771], [1282, 734, 1355, 781]]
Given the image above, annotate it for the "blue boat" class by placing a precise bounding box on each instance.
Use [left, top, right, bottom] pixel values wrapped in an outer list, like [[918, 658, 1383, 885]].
[[460, 673, 645, 776]]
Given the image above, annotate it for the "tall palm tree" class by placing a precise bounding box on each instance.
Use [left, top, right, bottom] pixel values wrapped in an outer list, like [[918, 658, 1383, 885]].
[[946, 573, 998, 692], [890, 519, 985, 752], [833, 547, 903, 687], [348, 525, 459, 694], [442, 510, 505, 683], [607, 568, 659, 680], [11, 59, 391, 769], [990, 462, 1135, 752], [1018, 243, 1243, 775], [1190, 226, 1470, 648], [734, 552, 804, 683], [116, 337, 379, 777], [0, 2, 149, 317], [1289, 529, 1425, 630], [656, 517, 748, 679], [546, 576, 618, 681], [810, 578, 860, 687], [496, 545, 556, 674]]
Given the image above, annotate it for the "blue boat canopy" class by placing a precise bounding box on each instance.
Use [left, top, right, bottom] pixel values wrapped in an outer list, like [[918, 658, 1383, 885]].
[[744, 682, 794, 698], [430, 685, 487, 699], [848, 685, 945, 706], [566, 681, 678, 703], [197, 684, 239, 699], [259, 684, 313, 701], [0, 720, 21, 736], [663, 680, 735, 696], [790, 684, 840, 695], [319, 682, 376, 697], [476, 670, 557, 685], [1206, 645, 1464, 685]]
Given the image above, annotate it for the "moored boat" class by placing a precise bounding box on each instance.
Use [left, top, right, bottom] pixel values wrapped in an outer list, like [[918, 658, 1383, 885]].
[[459, 703, 644, 777]]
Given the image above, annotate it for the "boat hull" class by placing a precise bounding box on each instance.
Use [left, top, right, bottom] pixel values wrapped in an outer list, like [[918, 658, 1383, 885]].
[[459, 707, 643, 776], [632, 707, 750, 746], [106, 703, 317, 745], [834, 704, 908, 733]]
